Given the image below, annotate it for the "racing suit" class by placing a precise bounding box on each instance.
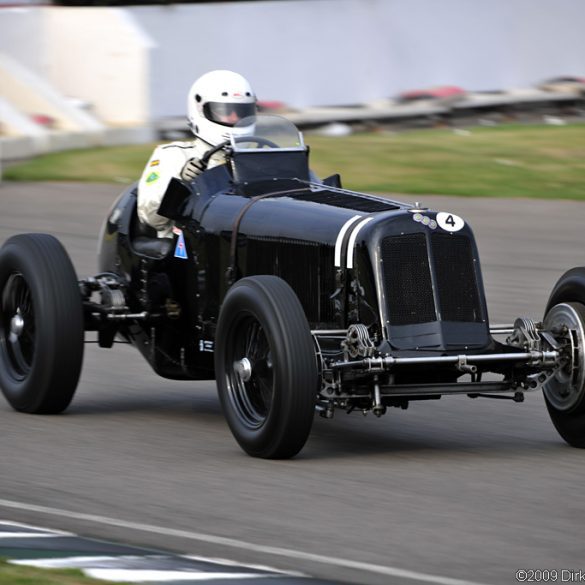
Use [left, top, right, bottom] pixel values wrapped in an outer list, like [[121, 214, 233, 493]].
[[137, 139, 224, 238]]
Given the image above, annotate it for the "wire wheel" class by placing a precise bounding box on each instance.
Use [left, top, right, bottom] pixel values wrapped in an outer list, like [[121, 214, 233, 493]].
[[215, 276, 318, 459], [227, 316, 274, 429], [543, 302, 585, 412], [0, 273, 36, 380]]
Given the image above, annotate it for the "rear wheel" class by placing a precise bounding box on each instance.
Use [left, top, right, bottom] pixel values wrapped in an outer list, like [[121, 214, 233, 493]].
[[0, 234, 84, 413], [215, 276, 318, 459]]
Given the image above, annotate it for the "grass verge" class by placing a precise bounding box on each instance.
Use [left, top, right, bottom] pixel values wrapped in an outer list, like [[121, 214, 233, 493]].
[[0, 558, 127, 585], [3, 123, 585, 199]]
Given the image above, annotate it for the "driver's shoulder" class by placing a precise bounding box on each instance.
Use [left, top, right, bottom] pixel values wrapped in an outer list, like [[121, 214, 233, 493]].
[[160, 138, 210, 158], [159, 139, 198, 152], [149, 140, 199, 167]]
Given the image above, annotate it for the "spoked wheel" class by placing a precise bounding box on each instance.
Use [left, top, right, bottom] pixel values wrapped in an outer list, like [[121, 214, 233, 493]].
[[229, 317, 275, 429], [543, 301, 585, 447], [1, 273, 36, 380], [215, 276, 318, 459], [0, 234, 84, 413]]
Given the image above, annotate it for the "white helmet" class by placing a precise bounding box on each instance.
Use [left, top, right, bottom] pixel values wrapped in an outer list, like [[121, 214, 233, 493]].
[[187, 70, 257, 145]]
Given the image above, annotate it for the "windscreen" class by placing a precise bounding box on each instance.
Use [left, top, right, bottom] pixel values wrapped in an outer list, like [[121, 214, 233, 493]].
[[230, 115, 305, 151]]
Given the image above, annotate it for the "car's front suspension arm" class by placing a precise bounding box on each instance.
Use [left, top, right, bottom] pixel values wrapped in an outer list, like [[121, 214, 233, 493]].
[[331, 350, 560, 372]]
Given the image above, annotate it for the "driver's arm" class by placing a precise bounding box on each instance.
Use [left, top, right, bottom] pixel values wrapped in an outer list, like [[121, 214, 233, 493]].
[[181, 141, 226, 179], [180, 158, 206, 182]]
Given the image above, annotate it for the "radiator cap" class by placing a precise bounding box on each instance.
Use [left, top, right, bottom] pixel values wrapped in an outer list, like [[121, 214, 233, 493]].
[[409, 201, 428, 212]]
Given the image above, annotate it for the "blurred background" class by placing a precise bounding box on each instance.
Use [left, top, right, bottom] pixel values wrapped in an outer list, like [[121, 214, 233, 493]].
[[1, 0, 584, 162]]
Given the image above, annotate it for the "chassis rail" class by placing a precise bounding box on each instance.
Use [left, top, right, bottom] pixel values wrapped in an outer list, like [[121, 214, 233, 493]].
[[379, 381, 519, 397]]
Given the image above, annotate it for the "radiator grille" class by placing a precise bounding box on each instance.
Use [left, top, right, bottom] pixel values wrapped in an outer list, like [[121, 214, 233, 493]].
[[432, 233, 482, 322], [381, 234, 436, 325], [246, 237, 336, 324], [381, 231, 483, 327]]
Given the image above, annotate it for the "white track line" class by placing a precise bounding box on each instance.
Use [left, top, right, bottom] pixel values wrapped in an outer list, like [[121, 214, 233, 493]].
[[12, 559, 273, 582], [184, 555, 304, 576], [0, 520, 72, 535], [0, 533, 67, 538], [13, 558, 276, 582], [0, 498, 490, 585], [11, 555, 155, 568], [84, 569, 274, 582]]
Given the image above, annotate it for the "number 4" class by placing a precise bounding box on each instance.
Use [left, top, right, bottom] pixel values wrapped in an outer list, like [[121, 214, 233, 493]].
[[437, 212, 464, 232]]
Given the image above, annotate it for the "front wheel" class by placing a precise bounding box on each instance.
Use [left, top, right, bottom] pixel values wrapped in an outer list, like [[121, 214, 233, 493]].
[[215, 276, 318, 459], [0, 234, 84, 413], [542, 301, 585, 447]]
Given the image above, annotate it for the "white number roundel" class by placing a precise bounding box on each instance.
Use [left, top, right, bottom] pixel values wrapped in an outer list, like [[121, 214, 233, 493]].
[[437, 212, 465, 232]]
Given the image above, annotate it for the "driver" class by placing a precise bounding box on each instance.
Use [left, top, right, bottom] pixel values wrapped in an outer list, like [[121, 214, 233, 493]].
[[137, 70, 257, 237]]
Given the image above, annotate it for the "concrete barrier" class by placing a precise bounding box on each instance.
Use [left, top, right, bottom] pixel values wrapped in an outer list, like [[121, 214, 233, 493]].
[[0, 49, 153, 161]]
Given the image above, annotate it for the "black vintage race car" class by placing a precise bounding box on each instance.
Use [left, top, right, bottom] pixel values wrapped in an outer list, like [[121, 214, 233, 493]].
[[1, 115, 585, 459]]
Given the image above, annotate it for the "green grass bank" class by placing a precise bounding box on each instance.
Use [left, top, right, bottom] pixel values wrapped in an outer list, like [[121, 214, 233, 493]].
[[0, 559, 127, 585], [4, 123, 585, 199]]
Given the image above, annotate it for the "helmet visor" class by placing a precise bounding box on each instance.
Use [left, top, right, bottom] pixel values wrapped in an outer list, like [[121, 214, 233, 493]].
[[203, 102, 256, 127]]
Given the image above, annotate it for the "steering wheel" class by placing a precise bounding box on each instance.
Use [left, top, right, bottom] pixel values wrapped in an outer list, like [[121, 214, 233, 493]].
[[232, 136, 280, 149], [199, 135, 280, 168]]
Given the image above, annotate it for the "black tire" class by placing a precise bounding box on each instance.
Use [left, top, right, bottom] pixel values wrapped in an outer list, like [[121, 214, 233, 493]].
[[0, 234, 84, 413], [542, 296, 585, 448], [546, 267, 585, 313], [215, 276, 318, 459]]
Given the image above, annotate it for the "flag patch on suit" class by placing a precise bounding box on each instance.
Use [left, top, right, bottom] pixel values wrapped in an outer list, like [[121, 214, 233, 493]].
[[173, 228, 188, 259]]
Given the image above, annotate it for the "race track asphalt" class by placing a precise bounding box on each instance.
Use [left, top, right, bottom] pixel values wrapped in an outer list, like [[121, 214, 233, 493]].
[[0, 181, 584, 585]]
